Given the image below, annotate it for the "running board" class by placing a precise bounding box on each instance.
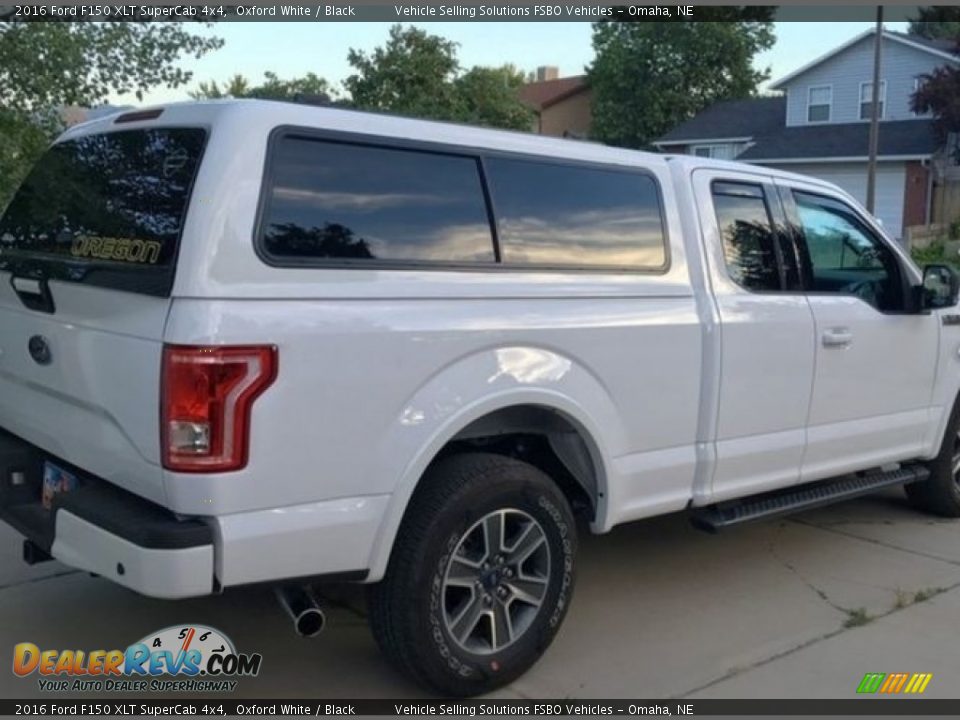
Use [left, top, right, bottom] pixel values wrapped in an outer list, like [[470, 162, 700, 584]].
[[690, 464, 929, 533]]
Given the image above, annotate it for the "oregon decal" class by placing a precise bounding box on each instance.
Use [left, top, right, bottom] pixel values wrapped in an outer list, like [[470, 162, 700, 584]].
[[70, 235, 161, 264]]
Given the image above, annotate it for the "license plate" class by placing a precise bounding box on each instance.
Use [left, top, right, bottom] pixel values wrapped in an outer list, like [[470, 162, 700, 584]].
[[42, 461, 78, 510]]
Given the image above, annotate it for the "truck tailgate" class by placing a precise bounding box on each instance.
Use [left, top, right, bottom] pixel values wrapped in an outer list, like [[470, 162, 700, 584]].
[[0, 280, 168, 504]]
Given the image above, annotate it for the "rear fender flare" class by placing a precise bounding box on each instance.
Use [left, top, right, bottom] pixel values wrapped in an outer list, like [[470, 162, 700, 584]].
[[363, 347, 624, 581]]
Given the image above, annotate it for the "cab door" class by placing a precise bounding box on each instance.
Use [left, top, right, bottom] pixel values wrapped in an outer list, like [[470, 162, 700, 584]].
[[693, 169, 816, 503], [777, 182, 939, 481]]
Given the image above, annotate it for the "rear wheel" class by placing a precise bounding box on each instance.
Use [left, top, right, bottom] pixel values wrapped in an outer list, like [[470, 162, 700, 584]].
[[368, 452, 577, 696], [907, 399, 960, 517]]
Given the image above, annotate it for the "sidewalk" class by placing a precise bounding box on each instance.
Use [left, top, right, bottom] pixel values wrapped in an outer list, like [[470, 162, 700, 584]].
[[691, 581, 960, 698]]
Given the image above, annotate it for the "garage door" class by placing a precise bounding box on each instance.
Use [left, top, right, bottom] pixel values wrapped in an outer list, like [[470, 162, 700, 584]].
[[768, 162, 906, 240]]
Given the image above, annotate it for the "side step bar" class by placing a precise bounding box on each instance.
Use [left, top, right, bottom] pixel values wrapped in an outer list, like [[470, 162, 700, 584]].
[[691, 464, 929, 533]]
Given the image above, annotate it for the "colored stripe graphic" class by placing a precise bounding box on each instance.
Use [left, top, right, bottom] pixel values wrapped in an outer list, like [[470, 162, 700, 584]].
[[857, 672, 932, 694], [912, 673, 933, 694], [879, 673, 900, 693], [857, 673, 885, 693]]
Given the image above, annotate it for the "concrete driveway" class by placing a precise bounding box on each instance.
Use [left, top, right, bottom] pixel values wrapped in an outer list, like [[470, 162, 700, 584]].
[[2, 486, 959, 700]]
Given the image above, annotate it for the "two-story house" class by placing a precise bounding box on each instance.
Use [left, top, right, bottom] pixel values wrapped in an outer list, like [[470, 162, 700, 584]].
[[655, 29, 958, 240], [518, 66, 592, 139]]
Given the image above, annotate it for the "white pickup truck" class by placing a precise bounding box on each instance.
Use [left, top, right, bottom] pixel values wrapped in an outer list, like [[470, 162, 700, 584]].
[[0, 99, 958, 696]]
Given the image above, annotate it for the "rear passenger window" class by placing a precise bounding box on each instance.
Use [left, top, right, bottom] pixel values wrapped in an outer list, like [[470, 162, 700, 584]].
[[260, 136, 495, 264], [485, 158, 667, 270], [712, 182, 781, 292]]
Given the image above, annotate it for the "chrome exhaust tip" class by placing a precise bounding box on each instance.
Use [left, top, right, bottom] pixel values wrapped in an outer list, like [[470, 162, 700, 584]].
[[276, 585, 326, 638]]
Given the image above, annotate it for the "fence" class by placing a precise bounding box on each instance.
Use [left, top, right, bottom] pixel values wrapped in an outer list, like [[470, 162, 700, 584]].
[[906, 175, 960, 250]]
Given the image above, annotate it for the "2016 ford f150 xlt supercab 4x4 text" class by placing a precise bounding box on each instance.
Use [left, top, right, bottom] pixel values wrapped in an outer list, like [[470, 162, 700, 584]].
[[1, 100, 959, 696]]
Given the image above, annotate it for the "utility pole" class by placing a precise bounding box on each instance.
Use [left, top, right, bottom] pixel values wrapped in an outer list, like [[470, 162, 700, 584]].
[[866, 6, 883, 213]]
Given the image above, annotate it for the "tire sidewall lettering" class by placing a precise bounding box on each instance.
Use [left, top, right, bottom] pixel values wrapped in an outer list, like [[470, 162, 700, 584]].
[[425, 489, 575, 680]]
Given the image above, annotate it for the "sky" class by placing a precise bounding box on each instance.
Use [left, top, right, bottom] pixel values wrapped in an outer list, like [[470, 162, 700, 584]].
[[122, 21, 910, 106]]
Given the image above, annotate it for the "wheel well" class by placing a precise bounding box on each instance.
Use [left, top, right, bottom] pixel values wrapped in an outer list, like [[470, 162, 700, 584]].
[[436, 406, 600, 520]]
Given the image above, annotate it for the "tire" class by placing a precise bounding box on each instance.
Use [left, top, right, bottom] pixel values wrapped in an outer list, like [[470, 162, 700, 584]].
[[368, 452, 577, 697], [906, 397, 960, 517]]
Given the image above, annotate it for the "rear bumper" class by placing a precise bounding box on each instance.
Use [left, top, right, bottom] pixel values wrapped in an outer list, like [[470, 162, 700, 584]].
[[0, 429, 214, 598]]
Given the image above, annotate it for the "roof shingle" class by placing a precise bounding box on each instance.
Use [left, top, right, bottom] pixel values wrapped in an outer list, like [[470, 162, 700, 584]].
[[656, 96, 785, 144], [889, 30, 959, 56], [738, 119, 940, 161]]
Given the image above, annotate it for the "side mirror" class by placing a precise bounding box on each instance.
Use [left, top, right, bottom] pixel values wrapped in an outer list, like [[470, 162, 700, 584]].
[[921, 264, 960, 310]]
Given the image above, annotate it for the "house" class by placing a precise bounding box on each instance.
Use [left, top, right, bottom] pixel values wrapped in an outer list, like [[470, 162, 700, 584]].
[[61, 104, 131, 127], [518, 66, 592, 138], [655, 29, 959, 240]]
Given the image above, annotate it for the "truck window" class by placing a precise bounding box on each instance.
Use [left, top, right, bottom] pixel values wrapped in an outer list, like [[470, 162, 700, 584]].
[[0, 128, 206, 297], [259, 136, 495, 265], [791, 191, 903, 312], [711, 182, 781, 292], [484, 158, 667, 270]]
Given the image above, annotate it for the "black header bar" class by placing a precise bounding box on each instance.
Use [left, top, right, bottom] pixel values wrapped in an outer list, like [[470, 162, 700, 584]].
[[0, 4, 933, 23], [2, 698, 960, 716]]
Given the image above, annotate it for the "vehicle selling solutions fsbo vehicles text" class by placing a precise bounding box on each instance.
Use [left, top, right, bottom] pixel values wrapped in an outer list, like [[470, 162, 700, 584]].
[[394, 5, 618, 17]]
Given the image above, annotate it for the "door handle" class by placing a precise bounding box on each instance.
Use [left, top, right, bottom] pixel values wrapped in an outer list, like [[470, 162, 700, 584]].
[[9, 275, 55, 314], [822, 328, 853, 348]]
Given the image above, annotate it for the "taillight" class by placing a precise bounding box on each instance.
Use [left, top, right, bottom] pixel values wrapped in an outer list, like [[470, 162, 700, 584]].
[[161, 345, 277, 472]]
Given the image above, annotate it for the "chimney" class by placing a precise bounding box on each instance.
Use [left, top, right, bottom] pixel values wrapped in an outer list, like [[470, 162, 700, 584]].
[[536, 66, 559, 82]]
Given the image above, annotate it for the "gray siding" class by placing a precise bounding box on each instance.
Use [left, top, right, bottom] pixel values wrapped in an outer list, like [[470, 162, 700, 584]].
[[782, 35, 951, 127]]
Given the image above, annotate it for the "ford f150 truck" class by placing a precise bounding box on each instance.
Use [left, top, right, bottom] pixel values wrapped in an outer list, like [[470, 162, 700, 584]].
[[1, 100, 958, 696]]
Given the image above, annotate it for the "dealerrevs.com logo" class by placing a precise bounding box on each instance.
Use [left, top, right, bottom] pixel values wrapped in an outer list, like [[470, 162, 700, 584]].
[[13, 625, 262, 693]]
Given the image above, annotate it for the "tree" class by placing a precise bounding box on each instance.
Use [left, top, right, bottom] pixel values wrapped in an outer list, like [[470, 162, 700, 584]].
[[912, 68, 960, 161], [908, 7, 960, 41], [345, 24, 460, 119], [0, 20, 222, 206], [190, 71, 334, 101], [453, 65, 533, 130], [0, 113, 49, 213], [191, 74, 251, 99], [588, 12, 775, 149], [907, 8, 960, 160], [344, 24, 532, 130]]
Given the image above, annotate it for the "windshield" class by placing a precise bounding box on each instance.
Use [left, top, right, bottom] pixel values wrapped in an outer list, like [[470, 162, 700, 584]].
[[0, 127, 206, 297]]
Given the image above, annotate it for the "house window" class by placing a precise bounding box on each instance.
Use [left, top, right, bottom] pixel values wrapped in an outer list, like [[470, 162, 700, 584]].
[[807, 86, 832, 123], [691, 144, 736, 160], [859, 81, 886, 120]]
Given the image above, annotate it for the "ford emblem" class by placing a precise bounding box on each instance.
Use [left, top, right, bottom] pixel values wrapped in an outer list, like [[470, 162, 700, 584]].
[[28, 335, 52, 365]]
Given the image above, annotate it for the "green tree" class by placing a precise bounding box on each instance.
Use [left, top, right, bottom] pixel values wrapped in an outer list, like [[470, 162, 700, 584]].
[[190, 74, 251, 99], [588, 12, 775, 149], [912, 68, 960, 161], [908, 7, 960, 41], [344, 24, 532, 130], [905, 8, 960, 160], [0, 113, 49, 213], [190, 71, 334, 101], [453, 65, 533, 130], [345, 24, 460, 119], [0, 19, 222, 206]]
